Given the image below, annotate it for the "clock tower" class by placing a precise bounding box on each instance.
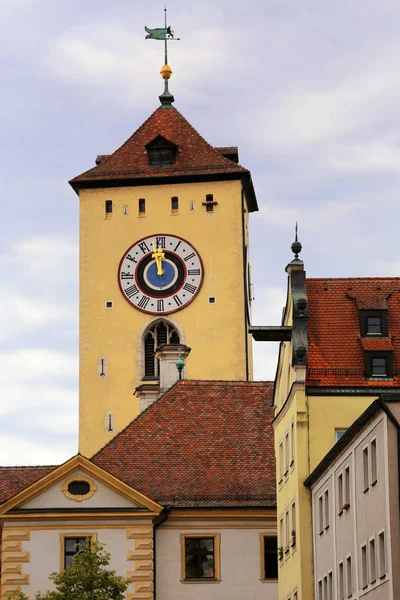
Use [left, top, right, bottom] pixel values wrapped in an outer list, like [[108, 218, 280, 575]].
[[70, 63, 258, 457]]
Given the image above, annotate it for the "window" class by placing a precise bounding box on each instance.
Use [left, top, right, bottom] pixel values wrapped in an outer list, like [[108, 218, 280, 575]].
[[278, 442, 284, 483], [61, 477, 96, 502], [146, 136, 177, 168], [346, 555, 352, 597], [290, 421, 295, 466], [338, 561, 344, 600], [365, 352, 393, 378], [279, 517, 284, 558], [181, 534, 220, 581], [323, 575, 328, 600], [360, 310, 387, 337], [378, 531, 386, 578], [284, 432, 289, 475], [371, 439, 377, 484], [260, 535, 278, 580], [335, 429, 347, 442], [361, 544, 368, 589], [105, 301, 113, 308], [324, 489, 330, 529], [328, 571, 333, 600], [105, 200, 112, 216], [372, 357, 387, 376], [61, 535, 95, 569], [318, 495, 324, 534], [171, 196, 179, 213], [369, 538, 376, 583], [105, 411, 114, 432], [285, 511, 289, 554], [338, 473, 343, 513], [291, 502, 296, 546], [363, 446, 369, 492], [143, 320, 180, 378], [138, 198, 146, 215], [367, 317, 382, 334], [123, 204, 128, 215], [205, 194, 215, 212], [344, 466, 350, 508]]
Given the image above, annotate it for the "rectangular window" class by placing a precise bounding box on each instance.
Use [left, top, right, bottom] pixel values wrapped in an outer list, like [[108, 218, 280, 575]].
[[372, 357, 387, 376], [328, 571, 333, 600], [369, 538, 376, 583], [371, 439, 377, 485], [279, 442, 284, 482], [293, 591, 298, 600], [360, 311, 387, 337], [338, 473, 343, 512], [61, 535, 95, 569], [378, 531, 386, 578], [335, 429, 347, 442], [261, 535, 278, 580], [319, 495, 324, 534], [284, 432, 289, 475], [285, 510, 289, 553], [105, 200, 112, 217], [205, 193, 214, 212], [138, 198, 146, 215], [323, 575, 328, 600], [324, 489, 330, 529], [338, 561, 344, 600], [279, 517, 284, 553], [318, 580, 323, 600], [367, 316, 382, 334], [361, 544, 368, 589], [346, 555, 352, 598], [291, 502, 296, 546], [344, 466, 350, 507], [171, 196, 179, 213], [290, 421, 295, 465], [181, 534, 220, 581], [363, 446, 369, 492]]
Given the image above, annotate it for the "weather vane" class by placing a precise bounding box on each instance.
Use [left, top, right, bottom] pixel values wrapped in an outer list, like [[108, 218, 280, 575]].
[[145, 8, 180, 106]]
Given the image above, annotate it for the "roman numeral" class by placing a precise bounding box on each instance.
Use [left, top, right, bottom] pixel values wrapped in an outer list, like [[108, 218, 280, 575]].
[[138, 241, 151, 254], [173, 295, 183, 306], [156, 236, 166, 249], [173, 240, 182, 252], [157, 299, 164, 312], [138, 295, 150, 309], [126, 254, 137, 263], [183, 283, 197, 294], [121, 272, 134, 279], [188, 269, 200, 275], [184, 252, 195, 262], [125, 284, 139, 298]]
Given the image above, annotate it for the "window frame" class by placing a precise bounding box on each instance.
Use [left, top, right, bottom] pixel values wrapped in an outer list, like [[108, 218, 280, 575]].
[[360, 310, 388, 337], [61, 476, 97, 502], [180, 533, 221, 583], [365, 351, 393, 379], [60, 533, 96, 570], [259, 533, 278, 581]]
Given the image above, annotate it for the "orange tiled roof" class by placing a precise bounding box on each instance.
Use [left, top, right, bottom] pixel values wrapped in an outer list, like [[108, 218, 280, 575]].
[[70, 107, 255, 197], [92, 380, 276, 507], [0, 465, 57, 504], [306, 278, 400, 388]]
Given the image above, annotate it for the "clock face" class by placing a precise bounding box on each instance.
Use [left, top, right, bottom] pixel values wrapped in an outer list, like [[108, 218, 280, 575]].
[[118, 234, 204, 314]]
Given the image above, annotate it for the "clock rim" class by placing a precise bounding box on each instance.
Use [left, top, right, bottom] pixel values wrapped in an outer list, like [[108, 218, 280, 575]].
[[117, 232, 204, 315]]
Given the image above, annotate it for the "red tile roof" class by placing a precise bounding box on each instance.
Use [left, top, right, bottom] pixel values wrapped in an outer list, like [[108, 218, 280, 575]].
[[92, 380, 276, 507], [306, 278, 400, 387], [70, 107, 257, 210], [0, 465, 57, 504]]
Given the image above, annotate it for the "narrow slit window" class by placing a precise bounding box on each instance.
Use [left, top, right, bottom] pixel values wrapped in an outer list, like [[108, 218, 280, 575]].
[[105, 200, 113, 216], [363, 447, 369, 491], [371, 439, 377, 484], [279, 442, 284, 482], [378, 531, 386, 578], [291, 502, 296, 544], [328, 572, 332, 600], [318, 496, 324, 534], [318, 580, 323, 600], [324, 489, 330, 529], [138, 198, 146, 215], [285, 511, 289, 551], [338, 562, 344, 600], [171, 196, 179, 212], [206, 194, 214, 212], [338, 473, 343, 512], [344, 466, 350, 507], [323, 575, 328, 600], [369, 538, 376, 583], [279, 517, 284, 551], [290, 421, 295, 465], [346, 556, 352, 598], [284, 432, 289, 474], [123, 205, 128, 215], [361, 544, 368, 589]]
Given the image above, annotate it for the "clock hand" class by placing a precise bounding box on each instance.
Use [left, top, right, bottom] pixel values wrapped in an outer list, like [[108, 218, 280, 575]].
[[151, 242, 165, 276]]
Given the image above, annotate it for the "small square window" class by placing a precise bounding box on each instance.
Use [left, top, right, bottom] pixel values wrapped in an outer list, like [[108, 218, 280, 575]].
[[372, 357, 387, 376], [367, 317, 382, 334], [62, 536, 95, 569], [105, 301, 113, 308], [360, 310, 387, 337], [365, 352, 393, 379], [335, 429, 346, 442], [181, 534, 220, 581], [209, 297, 216, 304]]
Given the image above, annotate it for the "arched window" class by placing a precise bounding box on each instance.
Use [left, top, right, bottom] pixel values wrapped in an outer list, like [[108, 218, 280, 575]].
[[144, 320, 180, 378]]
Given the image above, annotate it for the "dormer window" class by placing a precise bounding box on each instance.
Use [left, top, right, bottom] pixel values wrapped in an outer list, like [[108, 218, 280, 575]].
[[365, 352, 393, 379], [146, 136, 178, 168], [360, 311, 388, 337]]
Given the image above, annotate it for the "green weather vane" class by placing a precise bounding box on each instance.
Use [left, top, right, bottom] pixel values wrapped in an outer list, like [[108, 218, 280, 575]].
[[145, 8, 180, 106]]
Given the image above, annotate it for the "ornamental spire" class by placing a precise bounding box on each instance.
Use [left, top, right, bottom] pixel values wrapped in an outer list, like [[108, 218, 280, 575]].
[[145, 8, 180, 107]]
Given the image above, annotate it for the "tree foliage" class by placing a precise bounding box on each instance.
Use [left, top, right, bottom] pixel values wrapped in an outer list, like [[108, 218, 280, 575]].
[[33, 539, 129, 600]]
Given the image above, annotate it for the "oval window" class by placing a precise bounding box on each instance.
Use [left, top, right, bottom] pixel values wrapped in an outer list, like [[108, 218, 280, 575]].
[[67, 480, 91, 496]]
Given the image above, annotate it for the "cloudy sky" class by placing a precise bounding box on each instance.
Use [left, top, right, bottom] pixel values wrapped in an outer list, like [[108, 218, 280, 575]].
[[2, 0, 400, 465]]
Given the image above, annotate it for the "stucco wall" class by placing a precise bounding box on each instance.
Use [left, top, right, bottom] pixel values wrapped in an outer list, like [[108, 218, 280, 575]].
[[155, 526, 278, 600]]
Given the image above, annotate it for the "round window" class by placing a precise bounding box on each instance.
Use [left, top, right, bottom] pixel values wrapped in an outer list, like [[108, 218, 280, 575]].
[[67, 480, 91, 496]]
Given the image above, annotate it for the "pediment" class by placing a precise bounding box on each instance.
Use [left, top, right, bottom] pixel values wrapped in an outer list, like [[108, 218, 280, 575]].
[[0, 455, 161, 515]]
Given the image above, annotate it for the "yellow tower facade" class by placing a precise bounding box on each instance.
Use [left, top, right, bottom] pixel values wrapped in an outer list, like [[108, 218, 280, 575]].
[[70, 101, 258, 457]]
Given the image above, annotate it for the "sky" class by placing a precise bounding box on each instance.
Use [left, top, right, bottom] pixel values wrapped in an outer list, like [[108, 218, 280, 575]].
[[2, 0, 400, 465]]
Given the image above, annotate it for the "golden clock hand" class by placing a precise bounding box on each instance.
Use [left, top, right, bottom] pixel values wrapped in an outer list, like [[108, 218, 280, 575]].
[[151, 242, 165, 276]]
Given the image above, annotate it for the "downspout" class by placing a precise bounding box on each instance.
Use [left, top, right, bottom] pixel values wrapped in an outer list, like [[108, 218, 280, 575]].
[[241, 187, 249, 381], [153, 505, 171, 599]]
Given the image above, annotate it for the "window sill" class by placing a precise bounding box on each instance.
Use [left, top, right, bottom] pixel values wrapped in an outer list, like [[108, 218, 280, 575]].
[[371, 480, 377, 487], [181, 579, 221, 584], [141, 376, 160, 381], [363, 487, 369, 494], [260, 578, 278, 583]]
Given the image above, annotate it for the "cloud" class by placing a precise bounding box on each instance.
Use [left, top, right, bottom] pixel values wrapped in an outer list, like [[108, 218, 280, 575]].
[[0, 434, 74, 467], [257, 200, 361, 231]]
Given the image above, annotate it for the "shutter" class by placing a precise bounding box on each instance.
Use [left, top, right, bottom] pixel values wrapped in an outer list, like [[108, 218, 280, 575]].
[[144, 333, 155, 376], [157, 322, 168, 346]]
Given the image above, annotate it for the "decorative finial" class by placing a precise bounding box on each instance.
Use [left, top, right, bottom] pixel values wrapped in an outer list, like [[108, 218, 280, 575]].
[[145, 8, 180, 107], [176, 347, 185, 381], [291, 222, 302, 259]]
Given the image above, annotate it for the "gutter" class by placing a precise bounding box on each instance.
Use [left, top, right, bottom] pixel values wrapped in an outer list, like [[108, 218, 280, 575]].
[[153, 506, 171, 599]]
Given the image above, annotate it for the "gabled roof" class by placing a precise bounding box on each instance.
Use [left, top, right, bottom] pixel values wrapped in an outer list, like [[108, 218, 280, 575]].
[[70, 106, 258, 211], [92, 380, 275, 507], [306, 278, 400, 388], [0, 465, 57, 504]]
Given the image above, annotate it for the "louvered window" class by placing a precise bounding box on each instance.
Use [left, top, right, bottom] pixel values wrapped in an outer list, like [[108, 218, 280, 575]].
[[143, 321, 180, 378]]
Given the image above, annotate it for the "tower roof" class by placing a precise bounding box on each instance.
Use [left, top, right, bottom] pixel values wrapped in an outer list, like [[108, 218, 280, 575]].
[[69, 106, 258, 211]]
